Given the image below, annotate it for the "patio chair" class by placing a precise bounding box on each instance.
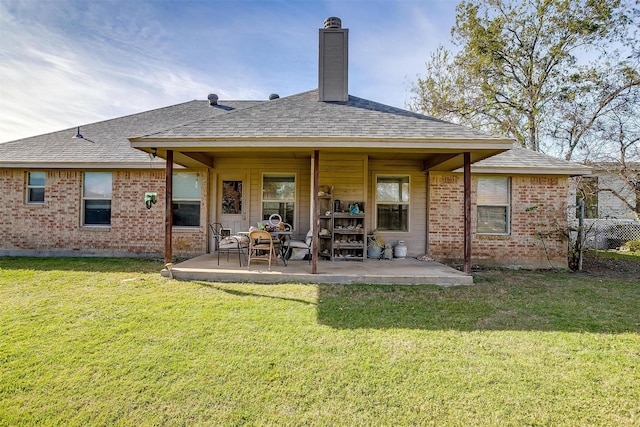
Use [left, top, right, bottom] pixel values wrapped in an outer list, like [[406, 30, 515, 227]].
[[285, 229, 312, 264], [247, 229, 278, 270], [209, 223, 248, 266]]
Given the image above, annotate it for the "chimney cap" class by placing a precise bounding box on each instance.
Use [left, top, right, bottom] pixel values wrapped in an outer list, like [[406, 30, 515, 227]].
[[324, 17, 342, 29], [207, 93, 218, 106]]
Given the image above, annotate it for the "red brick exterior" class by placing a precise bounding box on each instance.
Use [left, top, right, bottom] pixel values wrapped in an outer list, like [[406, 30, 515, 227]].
[[0, 169, 207, 257], [428, 172, 569, 269], [1, 168, 569, 268]]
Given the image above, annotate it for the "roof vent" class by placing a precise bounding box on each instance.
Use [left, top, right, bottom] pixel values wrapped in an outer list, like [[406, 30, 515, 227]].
[[207, 93, 218, 106], [324, 17, 341, 29], [269, 93, 280, 100]]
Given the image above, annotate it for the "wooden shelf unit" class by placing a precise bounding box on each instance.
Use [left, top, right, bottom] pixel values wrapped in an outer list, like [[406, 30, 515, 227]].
[[317, 193, 366, 262], [317, 195, 333, 260], [331, 212, 365, 261]]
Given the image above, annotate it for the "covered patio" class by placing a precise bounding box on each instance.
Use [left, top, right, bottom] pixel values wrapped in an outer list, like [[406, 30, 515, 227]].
[[162, 254, 473, 286], [128, 19, 513, 278]]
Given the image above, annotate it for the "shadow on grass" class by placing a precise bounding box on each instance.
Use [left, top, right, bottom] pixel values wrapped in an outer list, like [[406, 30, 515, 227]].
[[199, 282, 316, 306], [3, 257, 637, 334], [316, 275, 640, 333], [0, 256, 165, 273]]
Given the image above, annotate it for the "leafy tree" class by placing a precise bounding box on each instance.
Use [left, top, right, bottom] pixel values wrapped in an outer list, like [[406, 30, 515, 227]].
[[409, 0, 637, 154]]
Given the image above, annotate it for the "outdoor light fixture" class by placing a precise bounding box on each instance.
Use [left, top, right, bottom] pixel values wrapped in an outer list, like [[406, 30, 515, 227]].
[[144, 192, 158, 209]]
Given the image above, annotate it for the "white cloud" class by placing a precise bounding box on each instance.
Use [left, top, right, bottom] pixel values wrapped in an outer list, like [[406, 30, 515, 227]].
[[0, 1, 214, 141], [0, 0, 458, 142]]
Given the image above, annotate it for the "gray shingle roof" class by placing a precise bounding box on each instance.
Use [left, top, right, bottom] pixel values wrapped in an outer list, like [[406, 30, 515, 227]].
[[138, 90, 508, 141], [0, 100, 261, 166], [462, 147, 591, 175], [2, 89, 586, 175]]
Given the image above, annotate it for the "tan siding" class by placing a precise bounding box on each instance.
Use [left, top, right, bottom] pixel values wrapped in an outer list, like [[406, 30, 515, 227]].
[[318, 153, 367, 204], [369, 160, 427, 256], [212, 156, 312, 236]]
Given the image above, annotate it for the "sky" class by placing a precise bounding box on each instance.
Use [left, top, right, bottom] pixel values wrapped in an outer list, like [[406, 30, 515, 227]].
[[0, 0, 458, 143]]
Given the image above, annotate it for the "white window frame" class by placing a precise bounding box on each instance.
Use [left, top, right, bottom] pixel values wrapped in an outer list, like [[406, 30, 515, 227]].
[[26, 171, 46, 204], [261, 173, 296, 228], [476, 176, 511, 235], [172, 172, 202, 228], [375, 174, 410, 232], [82, 172, 112, 227]]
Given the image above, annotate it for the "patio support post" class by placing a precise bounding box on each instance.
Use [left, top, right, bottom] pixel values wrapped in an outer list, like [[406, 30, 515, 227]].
[[463, 152, 471, 274], [312, 150, 319, 274], [165, 150, 174, 265]]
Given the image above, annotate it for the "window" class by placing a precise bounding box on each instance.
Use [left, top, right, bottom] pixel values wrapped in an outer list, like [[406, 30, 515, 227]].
[[222, 180, 243, 214], [83, 172, 112, 225], [173, 172, 201, 227], [27, 171, 45, 204], [262, 174, 295, 227], [376, 175, 409, 232], [576, 176, 598, 219], [477, 176, 510, 234]]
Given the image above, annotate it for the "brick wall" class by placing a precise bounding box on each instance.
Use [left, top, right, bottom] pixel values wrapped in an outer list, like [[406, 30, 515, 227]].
[[429, 172, 569, 269], [0, 169, 207, 257], [1, 167, 570, 268]]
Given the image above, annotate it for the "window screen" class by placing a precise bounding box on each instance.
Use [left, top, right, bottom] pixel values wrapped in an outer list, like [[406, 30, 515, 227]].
[[477, 177, 510, 234]]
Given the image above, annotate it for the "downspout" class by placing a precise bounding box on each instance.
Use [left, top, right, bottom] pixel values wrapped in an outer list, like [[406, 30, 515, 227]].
[[463, 152, 471, 274], [165, 150, 174, 265]]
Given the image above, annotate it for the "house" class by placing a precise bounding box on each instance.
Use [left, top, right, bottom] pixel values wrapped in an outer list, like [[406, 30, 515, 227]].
[[0, 17, 590, 272], [570, 163, 640, 249], [573, 163, 639, 220]]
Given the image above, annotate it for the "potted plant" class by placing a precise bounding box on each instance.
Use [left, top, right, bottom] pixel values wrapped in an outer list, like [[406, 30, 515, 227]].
[[367, 230, 385, 259]]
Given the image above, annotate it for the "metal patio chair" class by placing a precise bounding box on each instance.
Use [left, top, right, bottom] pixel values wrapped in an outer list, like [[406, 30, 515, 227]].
[[247, 229, 278, 270]]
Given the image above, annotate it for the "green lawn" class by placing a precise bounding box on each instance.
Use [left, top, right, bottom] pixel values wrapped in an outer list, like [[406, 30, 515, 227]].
[[1, 257, 638, 426]]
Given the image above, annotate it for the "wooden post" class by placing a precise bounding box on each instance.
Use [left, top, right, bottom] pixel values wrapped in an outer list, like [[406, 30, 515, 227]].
[[165, 150, 174, 265], [425, 171, 430, 255], [312, 150, 319, 274], [463, 152, 471, 274]]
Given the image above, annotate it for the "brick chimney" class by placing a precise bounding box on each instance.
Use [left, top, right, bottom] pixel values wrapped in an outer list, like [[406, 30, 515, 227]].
[[318, 17, 348, 102]]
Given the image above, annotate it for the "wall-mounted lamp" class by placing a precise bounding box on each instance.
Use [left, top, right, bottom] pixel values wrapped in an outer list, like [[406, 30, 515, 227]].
[[144, 192, 158, 209], [150, 148, 157, 158]]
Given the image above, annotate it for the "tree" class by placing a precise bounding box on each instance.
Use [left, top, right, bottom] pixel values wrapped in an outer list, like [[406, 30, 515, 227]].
[[409, 0, 637, 153], [588, 103, 640, 219], [555, 54, 640, 219], [544, 46, 639, 159]]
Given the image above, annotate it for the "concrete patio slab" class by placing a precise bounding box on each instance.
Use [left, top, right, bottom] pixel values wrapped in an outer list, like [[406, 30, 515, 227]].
[[162, 254, 473, 286]]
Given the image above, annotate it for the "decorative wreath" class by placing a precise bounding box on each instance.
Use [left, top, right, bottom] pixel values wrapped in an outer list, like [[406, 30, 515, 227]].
[[268, 214, 282, 227]]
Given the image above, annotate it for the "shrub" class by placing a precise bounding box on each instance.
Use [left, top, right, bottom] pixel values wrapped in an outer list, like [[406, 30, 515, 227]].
[[623, 239, 640, 252]]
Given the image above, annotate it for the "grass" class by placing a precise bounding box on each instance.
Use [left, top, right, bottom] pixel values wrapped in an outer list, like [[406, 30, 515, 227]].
[[591, 248, 640, 261], [1, 257, 639, 426]]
